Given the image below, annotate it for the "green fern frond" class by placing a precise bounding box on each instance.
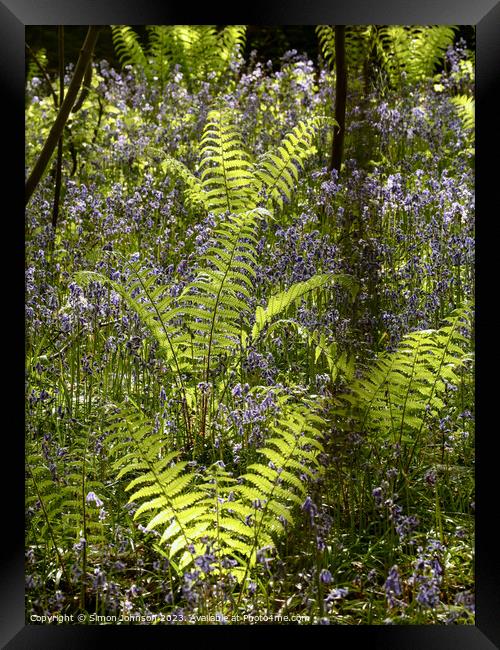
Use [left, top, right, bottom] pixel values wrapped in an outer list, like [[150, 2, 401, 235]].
[[255, 117, 321, 209], [378, 26, 456, 87], [199, 108, 260, 214], [159, 156, 207, 211], [146, 25, 175, 86], [75, 265, 191, 376], [218, 26, 247, 65], [111, 25, 247, 91], [110, 396, 325, 581], [179, 208, 268, 378], [334, 306, 472, 441], [316, 25, 336, 67], [111, 25, 149, 71], [251, 273, 357, 342], [450, 94, 474, 131]]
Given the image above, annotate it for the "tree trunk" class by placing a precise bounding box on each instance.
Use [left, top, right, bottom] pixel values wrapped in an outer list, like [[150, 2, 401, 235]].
[[25, 26, 100, 205], [329, 25, 347, 175], [51, 26, 64, 233]]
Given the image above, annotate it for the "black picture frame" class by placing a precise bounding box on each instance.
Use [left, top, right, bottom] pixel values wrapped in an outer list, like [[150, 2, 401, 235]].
[[4, 0, 499, 647]]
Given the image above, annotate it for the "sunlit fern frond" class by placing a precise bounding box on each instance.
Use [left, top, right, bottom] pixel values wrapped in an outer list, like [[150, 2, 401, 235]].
[[26, 428, 107, 583], [75, 205, 268, 384], [333, 306, 473, 442], [109, 395, 325, 580], [450, 94, 475, 132], [146, 25, 175, 87], [199, 107, 261, 215], [250, 272, 358, 343], [218, 25, 247, 66], [111, 25, 149, 71], [255, 117, 322, 209], [316, 25, 336, 68], [178, 207, 269, 378], [377, 25, 456, 87], [74, 264, 192, 378], [112, 25, 247, 91], [159, 156, 207, 212]]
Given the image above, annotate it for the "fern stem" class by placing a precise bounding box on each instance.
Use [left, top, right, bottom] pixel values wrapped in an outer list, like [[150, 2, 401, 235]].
[[125, 408, 198, 569], [131, 265, 192, 445], [235, 432, 302, 609], [398, 335, 423, 447], [404, 313, 463, 475]]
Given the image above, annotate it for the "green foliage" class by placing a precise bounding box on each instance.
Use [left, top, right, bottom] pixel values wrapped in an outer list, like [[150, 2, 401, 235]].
[[450, 94, 474, 131], [317, 25, 457, 89], [255, 117, 323, 209], [70, 106, 339, 584], [377, 26, 456, 87], [75, 108, 334, 440], [26, 429, 106, 591], [161, 108, 323, 214], [111, 25, 246, 91], [333, 306, 472, 443], [111, 25, 149, 71], [316, 25, 379, 78], [25, 27, 475, 623], [108, 396, 324, 581], [199, 108, 261, 214], [250, 273, 357, 343]]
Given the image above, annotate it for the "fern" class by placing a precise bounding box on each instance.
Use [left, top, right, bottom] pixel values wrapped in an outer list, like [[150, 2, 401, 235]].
[[160, 157, 207, 211], [177, 208, 268, 380], [162, 109, 321, 214], [146, 25, 172, 87], [450, 94, 474, 131], [333, 306, 472, 445], [316, 25, 336, 68], [255, 117, 322, 209], [111, 25, 149, 71], [75, 108, 327, 445], [111, 25, 246, 91], [199, 108, 261, 214], [109, 396, 324, 582], [250, 272, 357, 343], [378, 26, 456, 87], [218, 26, 246, 66], [318, 25, 457, 89], [26, 427, 107, 605]]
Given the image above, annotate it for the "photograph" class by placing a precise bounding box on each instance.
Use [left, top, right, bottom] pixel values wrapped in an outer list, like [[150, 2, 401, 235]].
[[2, 0, 496, 645], [24, 22, 476, 627]]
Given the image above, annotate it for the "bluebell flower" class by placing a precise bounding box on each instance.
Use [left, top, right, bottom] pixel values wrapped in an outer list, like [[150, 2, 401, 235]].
[[302, 496, 318, 524], [320, 569, 333, 584], [384, 565, 402, 607]]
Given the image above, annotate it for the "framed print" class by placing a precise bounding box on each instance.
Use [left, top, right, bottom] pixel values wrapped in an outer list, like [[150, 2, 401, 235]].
[[3, 0, 499, 646]]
